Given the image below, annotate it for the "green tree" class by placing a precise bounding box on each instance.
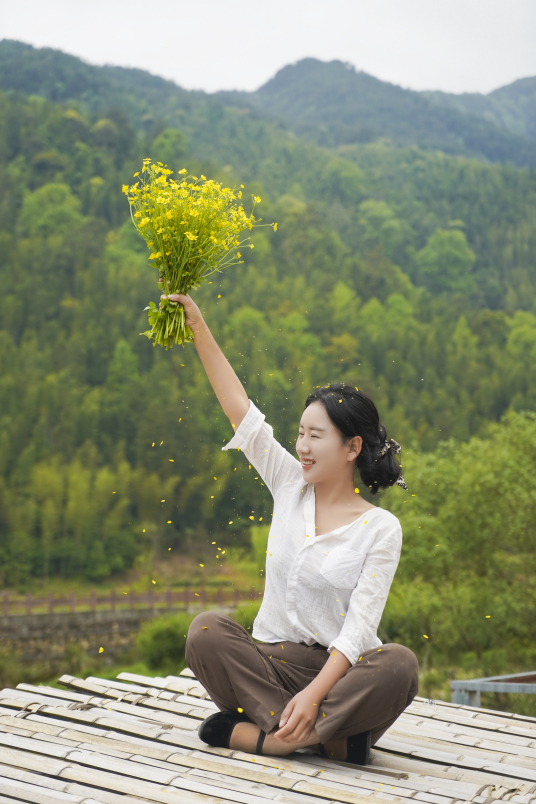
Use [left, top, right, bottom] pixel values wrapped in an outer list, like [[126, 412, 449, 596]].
[[151, 128, 188, 169], [414, 229, 476, 294], [18, 183, 84, 237]]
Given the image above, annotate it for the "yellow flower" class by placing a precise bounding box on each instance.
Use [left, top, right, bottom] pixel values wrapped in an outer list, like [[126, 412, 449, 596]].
[[273, 222, 278, 231]]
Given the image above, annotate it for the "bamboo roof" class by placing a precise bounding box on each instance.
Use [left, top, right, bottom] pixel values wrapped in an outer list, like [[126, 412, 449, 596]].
[[0, 665, 534, 803]]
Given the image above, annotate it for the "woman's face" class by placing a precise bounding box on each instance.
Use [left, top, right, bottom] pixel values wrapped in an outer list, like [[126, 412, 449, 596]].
[[296, 400, 362, 483]]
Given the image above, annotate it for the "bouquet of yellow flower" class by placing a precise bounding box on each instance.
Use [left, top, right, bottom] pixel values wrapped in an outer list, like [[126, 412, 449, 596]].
[[122, 158, 276, 348]]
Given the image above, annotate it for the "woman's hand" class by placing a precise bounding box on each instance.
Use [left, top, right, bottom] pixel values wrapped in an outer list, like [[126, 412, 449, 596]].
[[274, 688, 322, 744], [160, 290, 204, 330]]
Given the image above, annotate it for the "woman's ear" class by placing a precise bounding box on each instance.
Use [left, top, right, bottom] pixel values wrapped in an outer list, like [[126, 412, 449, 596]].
[[347, 435, 363, 461]]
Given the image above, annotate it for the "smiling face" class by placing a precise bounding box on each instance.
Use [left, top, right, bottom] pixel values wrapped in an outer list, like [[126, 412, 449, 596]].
[[296, 400, 362, 482]]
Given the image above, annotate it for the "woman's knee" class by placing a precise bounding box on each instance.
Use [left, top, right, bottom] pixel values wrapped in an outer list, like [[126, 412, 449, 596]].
[[385, 643, 419, 689], [185, 611, 235, 663]]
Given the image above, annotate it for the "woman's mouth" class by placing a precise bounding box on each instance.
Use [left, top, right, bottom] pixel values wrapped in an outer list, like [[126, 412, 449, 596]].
[[301, 459, 316, 470]]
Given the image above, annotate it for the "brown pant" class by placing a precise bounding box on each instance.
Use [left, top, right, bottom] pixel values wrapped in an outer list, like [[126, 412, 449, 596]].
[[185, 611, 419, 745]]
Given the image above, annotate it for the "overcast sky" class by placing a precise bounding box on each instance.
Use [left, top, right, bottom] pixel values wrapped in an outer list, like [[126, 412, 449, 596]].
[[2, 0, 535, 95]]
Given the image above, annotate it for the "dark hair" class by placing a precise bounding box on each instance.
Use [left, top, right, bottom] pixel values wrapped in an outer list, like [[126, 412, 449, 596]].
[[304, 382, 402, 495]]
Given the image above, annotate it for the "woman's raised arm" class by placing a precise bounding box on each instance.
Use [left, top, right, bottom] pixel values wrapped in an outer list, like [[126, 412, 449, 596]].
[[166, 293, 250, 431]]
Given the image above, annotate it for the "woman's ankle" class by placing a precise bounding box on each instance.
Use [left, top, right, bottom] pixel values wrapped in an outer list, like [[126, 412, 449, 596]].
[[228, 721, 262, 752], [230, 721, 328, 758], [321, 736, 347, 761]]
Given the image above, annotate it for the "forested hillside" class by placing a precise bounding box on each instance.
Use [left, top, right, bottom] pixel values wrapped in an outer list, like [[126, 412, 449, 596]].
[[424, 76, 536, 141], [2, 41, 536, 168], [218, 58, 536, 168], [0, 42, 535, 683]]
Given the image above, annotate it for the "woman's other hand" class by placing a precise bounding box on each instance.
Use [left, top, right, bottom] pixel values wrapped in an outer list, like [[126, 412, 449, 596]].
[[274, 688, 321, 744]]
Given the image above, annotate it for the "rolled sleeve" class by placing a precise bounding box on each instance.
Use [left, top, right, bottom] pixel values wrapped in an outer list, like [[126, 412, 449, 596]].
[[328, 522, 402, 665], [222, 399, 302, 498]]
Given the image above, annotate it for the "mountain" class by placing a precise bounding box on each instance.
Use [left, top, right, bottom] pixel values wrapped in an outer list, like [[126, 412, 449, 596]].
[[217, 59, 536, 168], [1, 41, 535, 171], [0, 39, 535, 315], [424, 77, 536, 142]]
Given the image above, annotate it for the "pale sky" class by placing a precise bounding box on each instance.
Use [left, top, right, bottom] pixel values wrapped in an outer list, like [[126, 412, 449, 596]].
[[2, 0, 535, 95]]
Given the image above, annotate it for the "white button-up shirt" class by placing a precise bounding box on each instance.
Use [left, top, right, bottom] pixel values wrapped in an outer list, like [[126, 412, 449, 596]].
[[222, 399, 403, 666]]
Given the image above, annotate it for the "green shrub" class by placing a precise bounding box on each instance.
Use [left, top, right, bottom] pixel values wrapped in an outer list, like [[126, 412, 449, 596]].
[[137, 611, 195, 673]]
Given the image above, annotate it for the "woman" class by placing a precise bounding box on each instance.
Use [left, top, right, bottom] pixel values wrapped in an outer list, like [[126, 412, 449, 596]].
[[169, 291, 419, 765]]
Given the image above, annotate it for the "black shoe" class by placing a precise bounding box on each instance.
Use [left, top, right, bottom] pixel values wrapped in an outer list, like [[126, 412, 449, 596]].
[[319, 729, 371, 765], [346, 729, 371, 765], [199, 711, 253, 747]]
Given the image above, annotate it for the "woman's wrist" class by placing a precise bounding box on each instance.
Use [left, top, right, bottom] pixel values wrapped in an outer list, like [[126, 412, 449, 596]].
[[302, 679, 328, 705], [190, 317, 209, 339]]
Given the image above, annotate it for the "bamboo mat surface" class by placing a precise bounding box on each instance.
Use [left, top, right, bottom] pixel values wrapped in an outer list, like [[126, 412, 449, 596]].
[[0, 666, 534, 803]]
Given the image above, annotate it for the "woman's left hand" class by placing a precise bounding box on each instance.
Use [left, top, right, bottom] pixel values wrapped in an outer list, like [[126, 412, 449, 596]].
[[274, 689, 321, 744]]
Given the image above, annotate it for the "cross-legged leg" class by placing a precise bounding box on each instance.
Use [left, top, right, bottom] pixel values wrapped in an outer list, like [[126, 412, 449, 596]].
[[315, 642, 419, 753], [185, 610, 328, 756], [185, 610, 296, 736]]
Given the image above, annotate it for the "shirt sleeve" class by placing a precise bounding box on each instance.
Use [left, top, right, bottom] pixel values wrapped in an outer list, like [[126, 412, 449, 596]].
[[327, 519, 402, 666], [222, 399, 303, 498]]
